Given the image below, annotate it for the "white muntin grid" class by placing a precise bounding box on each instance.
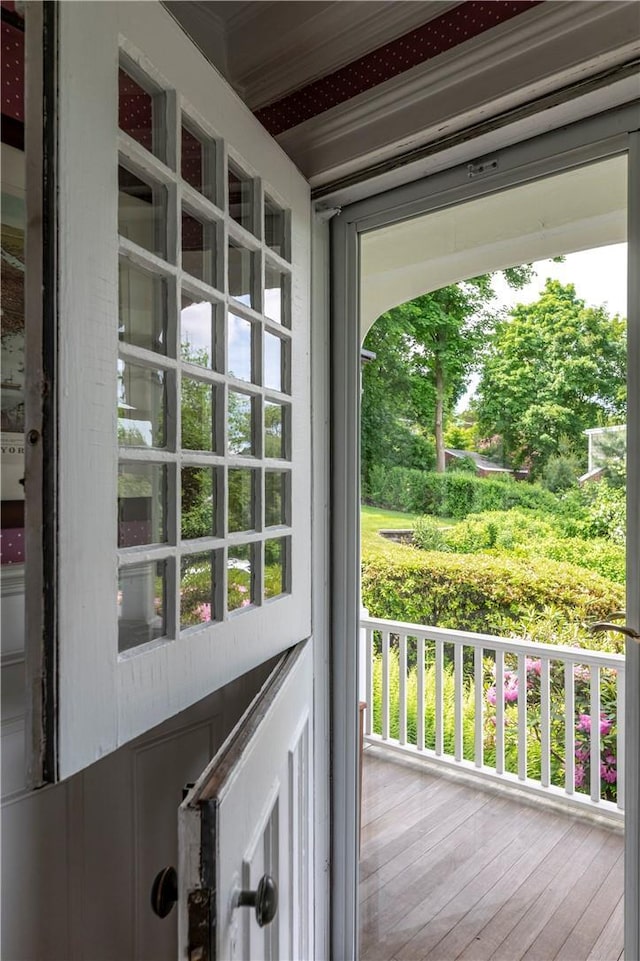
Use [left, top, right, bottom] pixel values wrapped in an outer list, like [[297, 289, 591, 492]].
[[116, 54, 293, 652]]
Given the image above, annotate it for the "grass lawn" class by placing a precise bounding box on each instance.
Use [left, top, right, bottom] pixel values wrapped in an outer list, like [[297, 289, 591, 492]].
[[360, 505, 421, 558], [361, 505, 461, 555]]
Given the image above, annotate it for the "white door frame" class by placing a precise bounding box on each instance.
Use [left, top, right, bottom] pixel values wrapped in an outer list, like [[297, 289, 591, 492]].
[[330, 101, 640, 960]]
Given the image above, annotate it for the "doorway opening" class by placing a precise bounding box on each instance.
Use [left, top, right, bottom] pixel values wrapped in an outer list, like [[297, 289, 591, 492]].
[[357, 154, 628, 961]]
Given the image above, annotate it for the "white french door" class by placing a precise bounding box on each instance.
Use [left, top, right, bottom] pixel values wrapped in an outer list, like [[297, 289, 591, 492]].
[[331, 104, 640, 960], [26, 2, 311, 782]]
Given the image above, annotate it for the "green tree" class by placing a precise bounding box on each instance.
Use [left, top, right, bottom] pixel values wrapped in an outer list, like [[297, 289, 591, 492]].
[[361, 267, 532, 489], [475, 280, 626, 474]]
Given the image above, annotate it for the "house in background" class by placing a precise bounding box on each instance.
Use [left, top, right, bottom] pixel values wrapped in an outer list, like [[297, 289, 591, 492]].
[[1, 2, 639, 959], [444, 447, 529, 479], [580, 423, 627, 483]]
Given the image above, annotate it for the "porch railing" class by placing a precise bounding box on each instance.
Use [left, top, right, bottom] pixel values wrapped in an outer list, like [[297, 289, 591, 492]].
[[360, 615, 625, 820]]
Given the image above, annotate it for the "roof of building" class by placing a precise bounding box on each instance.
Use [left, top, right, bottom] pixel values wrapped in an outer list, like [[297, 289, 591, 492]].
[[445, 449, 514, 473]]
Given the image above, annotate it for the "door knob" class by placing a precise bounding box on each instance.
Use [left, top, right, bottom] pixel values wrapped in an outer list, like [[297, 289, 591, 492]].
[[590, 612, 640, 641], [237, 874, 278, 927], [150, 865, 178, 918]]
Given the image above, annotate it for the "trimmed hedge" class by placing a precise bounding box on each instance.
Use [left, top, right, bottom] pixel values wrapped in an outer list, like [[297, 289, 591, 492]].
[[367, 465, 560, 518], [361, 547, 624, 640]]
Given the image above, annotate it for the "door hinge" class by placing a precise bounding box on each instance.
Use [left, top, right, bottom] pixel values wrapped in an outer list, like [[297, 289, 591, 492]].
[[188, 888, 214, 961]]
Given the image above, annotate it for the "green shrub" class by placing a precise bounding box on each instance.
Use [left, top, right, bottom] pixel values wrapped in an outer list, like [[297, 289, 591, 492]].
[[581, 482, 626, 544], [540, 537, 625, 584], [361, 548, 624, 643], [367, 465, 561, 518], [542, 455, 580, 492], [443, 510, 555, 553], [412, 516, 449, 552], [422, 509, 626, 585], [446, 455, 478, 473]]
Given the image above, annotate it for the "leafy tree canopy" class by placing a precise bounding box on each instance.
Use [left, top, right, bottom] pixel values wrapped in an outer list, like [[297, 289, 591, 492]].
[[475, 280, 626, 473], [361, 266, 533, 491]]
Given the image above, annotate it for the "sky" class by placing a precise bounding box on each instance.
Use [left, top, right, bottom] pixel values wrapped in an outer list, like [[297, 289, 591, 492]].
[[490, 243, 627, 319]]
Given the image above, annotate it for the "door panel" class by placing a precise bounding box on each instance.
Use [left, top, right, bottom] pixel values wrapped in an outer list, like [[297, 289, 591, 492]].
[[179, 641, 313, 961], [27, 1, 311, 781]]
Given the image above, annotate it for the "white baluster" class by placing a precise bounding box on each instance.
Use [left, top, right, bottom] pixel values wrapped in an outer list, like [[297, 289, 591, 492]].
[[382, 631, 390, 741], [540, 658, 551, 788], [565, 660, 575, 796], [590, 665, 601, 802], [496, 650, 505, 776], [435, 638, 444, 756], [617, 666, 625, 811], [399, 633, 407, 746], [517, 653, 527, 781], [474, 645, 483, 769], [365, 627, 373, 737], [417, 636, 425, 752], [455, 643, 463, 763]]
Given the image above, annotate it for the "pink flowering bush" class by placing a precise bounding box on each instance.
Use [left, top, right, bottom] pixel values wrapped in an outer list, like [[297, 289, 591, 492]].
[[196, 602, 212, 623], [482, 655, 619, 802], [572, 668, 618, 801]]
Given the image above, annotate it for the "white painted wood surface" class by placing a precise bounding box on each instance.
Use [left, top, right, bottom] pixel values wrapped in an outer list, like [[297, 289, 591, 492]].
[[279, 1, 640, 190], [179, 641, 313, 961], [360, 616, 626, 821], [1, 659, 274, 961], [40, 1, 311, 780], [624, 126, 640, 961]]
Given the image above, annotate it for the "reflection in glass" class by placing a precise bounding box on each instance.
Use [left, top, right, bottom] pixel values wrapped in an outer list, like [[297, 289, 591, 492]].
[[182, 123, 213, 198], [228, 241, 255, 308], [180, 550, 215, 629], [119, 260, 166, 354], [228, 469, 255, 532], [228, 164, 253, 232], [265, 196, 286, 257], [228, 313, 253, 382], [118, 560, 166, 653], [0, 158, 26, 565], [228, 543, 253, 612], [264, 265, 286, 325], [181, 295, 215, 368], [228, 391, 254, 455], [265, 401, 286, 459], [264, 331, 283, 392], [265, 471, 288, 527], [118, 360, 166, 448], [119, 67, 161, 159], [118, 463, 167, 547], [264, 538, 287, 599], [182, 466, 217, 540], [181, 377, 216, 452], [118, 165, 166, 258], [182, 209, 216, 285]]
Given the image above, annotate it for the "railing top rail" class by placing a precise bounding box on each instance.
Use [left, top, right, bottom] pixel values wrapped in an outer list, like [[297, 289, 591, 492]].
[[361, 616, 625, 670]]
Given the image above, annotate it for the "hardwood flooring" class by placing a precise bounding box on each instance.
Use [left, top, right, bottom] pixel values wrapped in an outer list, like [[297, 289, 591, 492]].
[[359, 747, 624, 961]]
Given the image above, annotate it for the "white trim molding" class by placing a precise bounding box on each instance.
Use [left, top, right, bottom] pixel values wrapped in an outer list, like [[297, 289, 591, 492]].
[[279, 1, 640, 189]]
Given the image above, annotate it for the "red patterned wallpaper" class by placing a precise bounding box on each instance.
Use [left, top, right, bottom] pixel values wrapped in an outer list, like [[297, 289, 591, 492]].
[[255, 0, 542, 136]]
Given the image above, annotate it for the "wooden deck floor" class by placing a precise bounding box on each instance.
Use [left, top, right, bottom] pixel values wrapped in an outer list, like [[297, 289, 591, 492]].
[[359, 747, 624, 961]]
